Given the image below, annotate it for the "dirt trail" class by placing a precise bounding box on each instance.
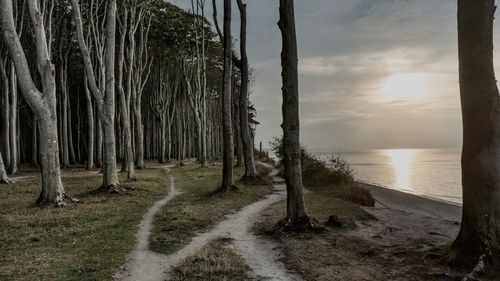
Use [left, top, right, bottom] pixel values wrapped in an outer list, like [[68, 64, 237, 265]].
[[115, 165, 182, 281], [116, 163, 302, 281]]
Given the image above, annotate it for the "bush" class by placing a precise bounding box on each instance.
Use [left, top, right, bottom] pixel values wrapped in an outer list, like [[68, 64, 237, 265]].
[[269, 136, 375, 207]]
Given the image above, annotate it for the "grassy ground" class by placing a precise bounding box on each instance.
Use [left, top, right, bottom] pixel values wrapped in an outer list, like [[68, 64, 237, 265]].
[[171, 238, 252, 281], [0, 165, 169, 281], [256, 190, 386, 281], [150, 163, 273, 254]]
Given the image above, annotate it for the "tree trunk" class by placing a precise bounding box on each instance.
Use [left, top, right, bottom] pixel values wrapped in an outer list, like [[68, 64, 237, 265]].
[[101, 0, 120, 190], [237, 0, 257, 178], [0, 58, 11, 170], [0, 151, 11, 184], [134, 107, 144, 168], [9, 63, 18, 175], [84, 78, 94, 169], [220, 0, 234, 192], [68, 101, 76, 164], [278, 0, 310, 229], [32, 116, 38, 167], [60, 62, 70, 167], [233, 85, 243, 167], [1, 0, 65, 206], [96, 117, 103, 169], [453, 0, 500, 262], [70, 0, 119, 189], [117, 5, 135, 180]]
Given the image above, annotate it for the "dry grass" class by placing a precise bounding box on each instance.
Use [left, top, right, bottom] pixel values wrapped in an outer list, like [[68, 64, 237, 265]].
[[150, 163, 273, 254], [0, 165, 169, 281], [255, 181, 500, 281], [171, 238, 252, 281]]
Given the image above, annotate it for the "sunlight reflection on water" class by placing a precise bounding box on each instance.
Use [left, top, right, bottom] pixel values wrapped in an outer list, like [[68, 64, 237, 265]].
[[315, 149, 462, 204]]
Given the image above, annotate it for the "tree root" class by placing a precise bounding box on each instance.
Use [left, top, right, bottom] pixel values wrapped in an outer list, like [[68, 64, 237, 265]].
[[462, 255, 486, 281], [239, 174, 268, 186], [0, 177, 14, 184], [276, 216, 324, 233], [93, 184, 123, 195]]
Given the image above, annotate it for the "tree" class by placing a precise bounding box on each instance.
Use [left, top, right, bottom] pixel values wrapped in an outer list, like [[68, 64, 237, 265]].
[[236, 0, 257, 179], [70, 0, 120, 191], [278, 0, 311, 230], [453, 0, 500, 264], [219, 0, 234, 192], [1, 0, 65, 205]]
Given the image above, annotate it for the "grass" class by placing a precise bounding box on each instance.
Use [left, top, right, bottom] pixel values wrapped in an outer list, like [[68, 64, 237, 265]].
[[171, 238, 252, 281], [0, 165, 169, 281], [150, 163, 273, 254]]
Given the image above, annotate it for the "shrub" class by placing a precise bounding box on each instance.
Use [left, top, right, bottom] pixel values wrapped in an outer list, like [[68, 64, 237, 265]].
[[269, 136, 375, 207]]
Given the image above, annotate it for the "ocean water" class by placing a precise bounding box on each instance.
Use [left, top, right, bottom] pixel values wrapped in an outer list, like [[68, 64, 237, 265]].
[[312, 149, 462, 204]]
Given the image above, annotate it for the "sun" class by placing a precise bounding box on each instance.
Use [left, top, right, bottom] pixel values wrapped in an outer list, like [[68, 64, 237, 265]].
[[379, 73, 429, 103]]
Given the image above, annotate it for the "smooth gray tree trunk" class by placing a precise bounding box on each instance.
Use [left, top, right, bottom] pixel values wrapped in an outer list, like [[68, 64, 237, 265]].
[[1, 0, 65, 205], [101, 0, 119, 189]]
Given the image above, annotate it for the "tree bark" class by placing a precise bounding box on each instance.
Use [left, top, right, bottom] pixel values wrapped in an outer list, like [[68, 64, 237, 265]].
[[237, 0, 257, 178], [219, 0, 234, 192], [278, 0, 310, 229], [453, 0, 500, 262]]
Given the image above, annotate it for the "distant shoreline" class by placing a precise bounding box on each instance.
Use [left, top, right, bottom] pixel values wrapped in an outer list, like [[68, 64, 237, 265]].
[[357, 181, 462, 222]]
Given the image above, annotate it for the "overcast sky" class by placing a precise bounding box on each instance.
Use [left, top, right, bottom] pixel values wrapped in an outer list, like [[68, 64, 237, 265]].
[[170, 0, 500, 151]]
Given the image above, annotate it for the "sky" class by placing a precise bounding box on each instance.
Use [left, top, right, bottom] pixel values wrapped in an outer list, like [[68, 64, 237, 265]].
[[169, 0, 500, 151]]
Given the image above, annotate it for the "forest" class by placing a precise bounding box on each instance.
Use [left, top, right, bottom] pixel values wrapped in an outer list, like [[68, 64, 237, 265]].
[[1, 0, 500, 280]]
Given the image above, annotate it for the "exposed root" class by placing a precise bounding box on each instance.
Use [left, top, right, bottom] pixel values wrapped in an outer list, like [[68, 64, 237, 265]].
[[462, 255, 486, 281], [93, 184, 123, 195], [276, 216, 323, 233], [35, 194, 66, 208], [63, 193, 81, 203], [0, 177, 14, 184], [240, 174, 269, 186]]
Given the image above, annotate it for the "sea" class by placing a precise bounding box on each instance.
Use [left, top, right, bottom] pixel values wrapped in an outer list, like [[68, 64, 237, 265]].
[[311, 148, 462, 205]]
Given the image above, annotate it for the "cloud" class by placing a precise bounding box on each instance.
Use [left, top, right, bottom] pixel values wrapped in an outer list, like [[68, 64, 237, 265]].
[[168, 0, 500, 150]]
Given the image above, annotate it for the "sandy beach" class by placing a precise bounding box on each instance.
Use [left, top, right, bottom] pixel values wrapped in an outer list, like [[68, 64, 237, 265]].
[[358, 182, 462, 222]]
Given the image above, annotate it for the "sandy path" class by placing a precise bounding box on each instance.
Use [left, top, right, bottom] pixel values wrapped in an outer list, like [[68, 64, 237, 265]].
[[160, 162, 302, 280], [116, 163, 301, 281], [115, 165, 182, 281]]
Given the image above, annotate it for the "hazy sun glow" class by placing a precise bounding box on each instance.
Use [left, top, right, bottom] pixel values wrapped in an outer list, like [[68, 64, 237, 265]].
[[379, 73, 429, 102], [385, 149, 415, 190]]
